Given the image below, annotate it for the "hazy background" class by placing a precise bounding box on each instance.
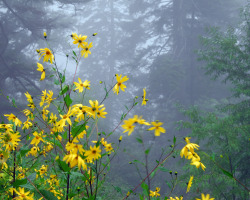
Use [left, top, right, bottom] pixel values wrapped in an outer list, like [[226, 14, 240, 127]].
[[0, 0, 249, 199]]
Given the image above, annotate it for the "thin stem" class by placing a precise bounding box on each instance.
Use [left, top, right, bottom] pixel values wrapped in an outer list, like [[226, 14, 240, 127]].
[[12, 147, 16, 199], [66, 124, 71, 200], [122, 146, 176, 200]]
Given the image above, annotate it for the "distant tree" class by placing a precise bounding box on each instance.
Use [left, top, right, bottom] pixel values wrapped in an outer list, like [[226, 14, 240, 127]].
[[178, 5, 250, 199]]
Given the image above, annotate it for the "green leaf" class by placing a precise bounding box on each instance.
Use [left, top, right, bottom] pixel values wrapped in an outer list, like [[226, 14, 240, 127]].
[[113, 186, 122, 194], [59, 85, 69, 96], [61, 75, 65, 83], [13, 178, 27, 187], [158, 167, 169, 172], [141, 182, 149, 196], [12, 98, 17, 107], [57, 159, 70, 172], [145, 148, 150, 155], [136, 138, 143, 144], [173, 136, 176, 145], [39, 190, 58, 200], [54, 79, 60, 85], [73, 51, 77, 57], [72, 124, 86, 138], [165, 180, 172, 189], [220, 168, 234, 179], [64, 94, 72, 108]]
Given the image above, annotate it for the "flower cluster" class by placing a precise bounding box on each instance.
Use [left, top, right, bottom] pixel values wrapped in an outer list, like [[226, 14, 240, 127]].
[[180, 137, 206, 171]]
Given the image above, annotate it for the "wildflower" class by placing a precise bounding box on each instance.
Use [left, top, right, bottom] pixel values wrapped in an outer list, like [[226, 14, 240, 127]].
[[132, 115, 150, 125], [142, 88, 148, 105], [26, 146, 40, 157], [30, 131, 45, 146], [150, 187, 160, 197], [44, 32, 47, 38], [39, 48, 54, 64], [167, 197, 183, 200], [59, 107, 72, 126], [97, 107, 107, 118], [40, 90, 47, 107], [92, 33, 97, 36], [37, 63, 45, 81], [1, 131, 21, 151], [23, 109, 34, 120], [104, 143, 113, 152], [196, 193, 214, 200], [148, 121, 166, 136], [84, 145, 101, 161], [35, 165, 48, 178], [72, 34, 88, 48], [41, 105, 50, 121], [113, 74, 129, 95], [4, 113, 22, 126], [71, 33, 78, 40], [121, 119, 135, 136], [0, 150, 9, 165], [63, 153, 87, 170], [81, 42, 93, 58], [22, 119, 32, 130], [15, 187, 34, 200], [119, 136, 122, 142], [186, 175, 193, 193], [74, 78, 90, 93], [86, 100, 105, 119], [191, 160, 206, 171], [46, 90, 56, 106]]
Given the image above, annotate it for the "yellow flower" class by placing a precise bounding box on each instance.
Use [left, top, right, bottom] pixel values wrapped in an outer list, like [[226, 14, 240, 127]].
[[97, 107, 107, 118], [37, 63, 45, 81], [30, 131, 45, 146], [121, 119, 135, 136], [59, 107, 72, 126], [46, 90, 56, 106], [40, 90, 47, 107], [63, 153, 87, 170], [132, 115, 150, 125], [113, 74, 129, 95], [104, 143, 113, 152], [1, 131, 21, 151], [72, 34, 88, 48], [191, 160, 206, 171], [196, 193, 215, 200], [186, 175, 193, 193], [43, 32, 47, 38], [39, 48, 54, 64], [84, 145, 101, 161], [4, 113, 22, 126], [15, 187, 34, 200], [74, 78, 90, 93], [26, 146, 40, 157], [142, 88, 148, 105], [119, 136, 123, 142], [149, 187, 160, 197], [148, 121, 166, 136], [81, 42, 93, 58], [35, 165, 48, 178], [86, 100, 105, 119], [22, 119, 32, 130]]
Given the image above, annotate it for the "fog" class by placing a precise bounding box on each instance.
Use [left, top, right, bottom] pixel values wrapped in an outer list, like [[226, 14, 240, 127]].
[[0, 0, 249, 199]]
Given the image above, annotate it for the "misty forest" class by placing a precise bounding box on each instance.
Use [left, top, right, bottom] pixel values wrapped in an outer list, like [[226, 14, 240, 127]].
[[0, 0, 249, 200]]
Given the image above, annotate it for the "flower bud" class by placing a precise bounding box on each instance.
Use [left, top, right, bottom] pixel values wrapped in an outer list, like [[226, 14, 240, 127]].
[[169, 171, 172, 174], [175, 171, 178, 176], [43, 32, 47, 39], [119, 136, 122, 142], [92, 33, 97, 36]]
